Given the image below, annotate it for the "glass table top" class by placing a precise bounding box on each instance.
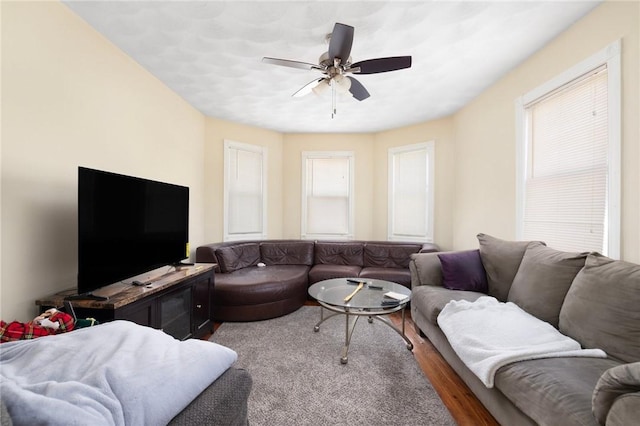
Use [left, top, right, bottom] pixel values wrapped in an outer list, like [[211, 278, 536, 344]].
[[308, 278, 411, 309]]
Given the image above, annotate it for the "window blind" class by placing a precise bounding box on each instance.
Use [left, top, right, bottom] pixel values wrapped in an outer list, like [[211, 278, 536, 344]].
[[390, 147, 429, 238], [304, 156, 351, 237], [227, 146, 264, 236], [523, 67, 608, 253]]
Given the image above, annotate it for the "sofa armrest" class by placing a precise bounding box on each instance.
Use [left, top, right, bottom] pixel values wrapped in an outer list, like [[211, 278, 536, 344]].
[[606, 392, 640, 426], [196, 244, 220, 264], [409, 251, 454, 289], [419, 243, 440, 253], [592, 362, 640, 426], [169, 367, 252, 426]]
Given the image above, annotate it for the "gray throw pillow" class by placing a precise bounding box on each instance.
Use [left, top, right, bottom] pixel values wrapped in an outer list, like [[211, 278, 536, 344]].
[[559, 253, 640, 364], [508, 244, 588, 327], [477, 233, 544, 301]]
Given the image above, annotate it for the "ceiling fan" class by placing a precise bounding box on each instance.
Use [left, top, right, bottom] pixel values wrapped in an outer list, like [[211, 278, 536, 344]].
[[262, 23, 411, 116]]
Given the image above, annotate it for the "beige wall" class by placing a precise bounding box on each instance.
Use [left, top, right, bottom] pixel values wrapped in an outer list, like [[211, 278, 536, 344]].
[[2, 1, 638, 323], [452, 0, 640, 263], [280, 120, 455, 245], [203, 117, 284, 242], [282, 133, 376, 239], [374, 119, 455, 249], [1, 2, 206, 321]]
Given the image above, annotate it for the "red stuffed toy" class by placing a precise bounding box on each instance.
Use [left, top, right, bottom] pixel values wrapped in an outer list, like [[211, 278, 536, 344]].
[[0, 308, 74, 343]]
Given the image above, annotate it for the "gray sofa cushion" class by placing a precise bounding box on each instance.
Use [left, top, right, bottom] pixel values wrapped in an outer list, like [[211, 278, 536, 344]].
[[559, 253, 640, 363], [592, 362, 640, 426], [411, 285, 485, 324], [494, 357, 620, 426], [508, 245, 588, 327], [410, 251, 449, 288], [477, 233, 543, 301], [169, 367, 252, 426]]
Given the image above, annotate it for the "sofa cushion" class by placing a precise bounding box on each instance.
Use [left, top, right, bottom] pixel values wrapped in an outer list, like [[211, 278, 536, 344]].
[[308, 264, 362, 284], [592, 362, 640, 426], [438, 249, 488, 293], [559, 254, 640, 364], [213, 265, 309, 305], [508, 245, 588, 327], [363, 243, 421, 269], [215, 243, 261, 273], [260, 241, 314, 266], [358, 267, 411, 288], [494, 357, 620, 426], [314, 242, 364, 266], [477, 233, 544, 302], [411, 285, 485, 325]]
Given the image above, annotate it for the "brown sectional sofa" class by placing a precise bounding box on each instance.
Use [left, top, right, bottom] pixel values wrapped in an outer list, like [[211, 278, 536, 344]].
[[409, 233, 640, 426], [196, 239, 438, 321]]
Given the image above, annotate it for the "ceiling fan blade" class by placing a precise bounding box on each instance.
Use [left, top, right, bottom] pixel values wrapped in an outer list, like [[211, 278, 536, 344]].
[[262, 57, 323, 71], [346, 77, 370, 101], [351, 56, 412, 74], [328, 23, 354, 63], [292, 78, 325, 97]]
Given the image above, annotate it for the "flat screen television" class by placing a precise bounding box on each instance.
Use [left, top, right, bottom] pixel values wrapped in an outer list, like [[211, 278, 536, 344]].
[[77, 167, 189, 297]]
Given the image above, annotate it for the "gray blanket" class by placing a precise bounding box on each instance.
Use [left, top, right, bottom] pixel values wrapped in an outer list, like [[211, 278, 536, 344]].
[[0, 320, 237, 425]]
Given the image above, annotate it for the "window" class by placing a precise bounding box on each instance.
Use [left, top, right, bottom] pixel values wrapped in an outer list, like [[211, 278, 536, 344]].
[[516, 40, 620, 257], [388, 142, 435, 242], [301, 151, 354, 240], [223, 140, 267, 241]]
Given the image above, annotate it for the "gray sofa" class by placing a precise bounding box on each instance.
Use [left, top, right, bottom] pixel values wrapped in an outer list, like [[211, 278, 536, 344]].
[[169, 367, 252, 425], [1, 353, 251, 426], [409, 233, 640, 426]]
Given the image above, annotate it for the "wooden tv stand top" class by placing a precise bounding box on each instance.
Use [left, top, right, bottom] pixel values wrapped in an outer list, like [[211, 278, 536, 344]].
[[36, 263, 215, 310]]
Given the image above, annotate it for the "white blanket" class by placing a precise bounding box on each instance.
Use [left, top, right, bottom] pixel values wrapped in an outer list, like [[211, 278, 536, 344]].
[[0, 320, 237, 425], [438, 296, 606, 388]]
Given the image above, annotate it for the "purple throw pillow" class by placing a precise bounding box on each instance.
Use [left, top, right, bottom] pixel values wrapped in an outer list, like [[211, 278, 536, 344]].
[[438, 249, 488, 293]]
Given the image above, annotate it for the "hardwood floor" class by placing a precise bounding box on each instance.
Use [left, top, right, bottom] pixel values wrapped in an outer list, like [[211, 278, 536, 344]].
[[205, 303, 499, 426], [388, 310, 499, 426]]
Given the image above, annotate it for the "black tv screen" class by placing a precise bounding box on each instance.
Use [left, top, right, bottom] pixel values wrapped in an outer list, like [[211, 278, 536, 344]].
[[78, 167, 189, 295]]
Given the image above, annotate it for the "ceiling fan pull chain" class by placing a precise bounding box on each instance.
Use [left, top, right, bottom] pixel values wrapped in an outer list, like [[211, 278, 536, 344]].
[[331, 79, 336, 118]]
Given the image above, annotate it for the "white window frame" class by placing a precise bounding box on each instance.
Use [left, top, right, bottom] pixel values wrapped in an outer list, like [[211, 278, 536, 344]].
[[223, 140, 267, 241], [515, 40, 621, 258], [388, 141, 435, 243], [301, 151, 354, 240]]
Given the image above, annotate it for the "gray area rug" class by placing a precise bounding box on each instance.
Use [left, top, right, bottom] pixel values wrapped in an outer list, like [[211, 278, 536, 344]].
[[211, 306, 455, 426]]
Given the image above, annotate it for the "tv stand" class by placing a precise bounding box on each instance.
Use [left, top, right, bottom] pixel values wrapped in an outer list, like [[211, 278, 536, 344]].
[[37, 264, 215, 340], [64, 293, 109, 301]]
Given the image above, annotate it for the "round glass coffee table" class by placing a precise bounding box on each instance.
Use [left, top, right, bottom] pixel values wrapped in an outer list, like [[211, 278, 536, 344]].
[[308, 278, 413, 364]]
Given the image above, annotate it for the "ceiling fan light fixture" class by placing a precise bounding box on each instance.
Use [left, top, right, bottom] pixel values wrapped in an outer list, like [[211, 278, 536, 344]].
[[333, 74, 351, 94], [262, 22, 411, 116], [312, 79, 330, 96]]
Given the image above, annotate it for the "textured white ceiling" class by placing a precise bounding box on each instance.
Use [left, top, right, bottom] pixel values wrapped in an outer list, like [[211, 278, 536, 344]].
[[63, 1, 601, 134]]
